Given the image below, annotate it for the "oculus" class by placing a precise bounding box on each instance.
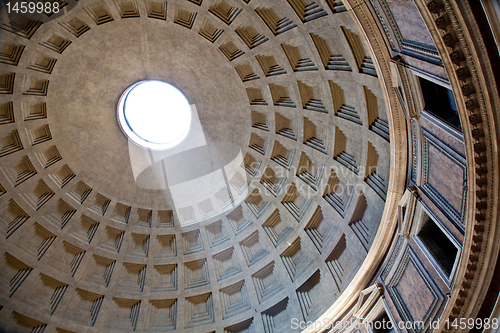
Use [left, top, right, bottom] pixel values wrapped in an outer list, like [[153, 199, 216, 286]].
[[117, 80, 192, 150]]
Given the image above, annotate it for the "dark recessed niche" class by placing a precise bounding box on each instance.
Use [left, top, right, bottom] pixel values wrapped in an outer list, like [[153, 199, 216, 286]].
[[419, 77, 461, 131], [418, 210, 458, 277], [372, 310, 396, 333]]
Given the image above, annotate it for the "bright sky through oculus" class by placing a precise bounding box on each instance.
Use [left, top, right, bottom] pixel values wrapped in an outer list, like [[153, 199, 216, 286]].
[[118, 80, 192, 150]]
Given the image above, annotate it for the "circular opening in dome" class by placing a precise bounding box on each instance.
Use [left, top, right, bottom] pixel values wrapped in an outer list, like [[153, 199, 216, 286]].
[[117, 80, 192, 150]]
